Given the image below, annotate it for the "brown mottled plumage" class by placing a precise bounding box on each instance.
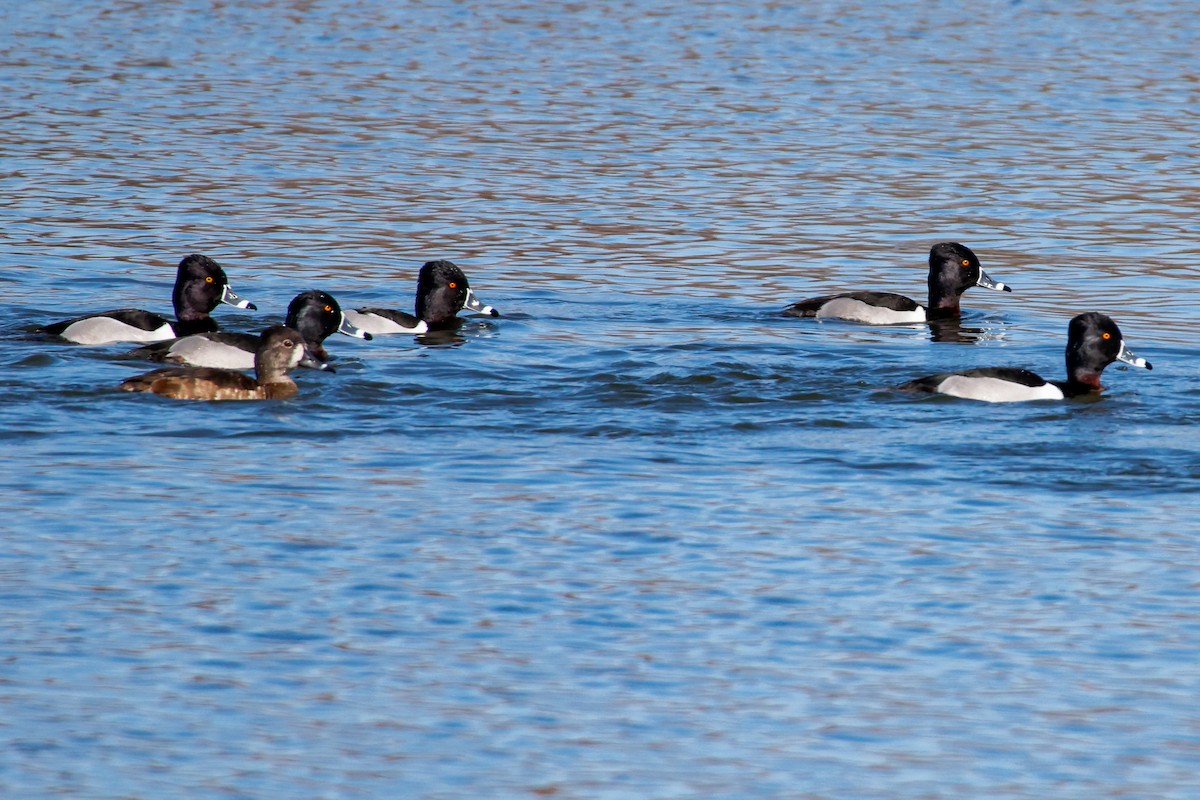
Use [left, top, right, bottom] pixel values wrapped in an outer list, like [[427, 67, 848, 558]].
[[119, 325, 325, 401]]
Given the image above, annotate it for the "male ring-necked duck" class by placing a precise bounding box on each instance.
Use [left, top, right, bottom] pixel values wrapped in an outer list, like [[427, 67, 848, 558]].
[[897, 312, 1152, 403], [343, 260, 499, 335], [119, 325, 327, 401], [41, 254, 256, 345], [782, 242, 1012, 324], [126, 289, 370, 369]]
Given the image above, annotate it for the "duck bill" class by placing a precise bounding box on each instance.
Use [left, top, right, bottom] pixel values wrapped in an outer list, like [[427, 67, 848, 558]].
[[221, 283, 258, 310], [976, 270, 1012, 293], [299, 348, 334, 372], [337, 312, 372, 340], [462, 288, 500, 317], [1116, 340, 1152, 370]]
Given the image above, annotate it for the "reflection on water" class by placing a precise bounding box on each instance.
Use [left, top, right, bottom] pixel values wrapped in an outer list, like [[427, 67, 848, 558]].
[[926, 317, 1005, 344], [3, 0, 1200, 797]]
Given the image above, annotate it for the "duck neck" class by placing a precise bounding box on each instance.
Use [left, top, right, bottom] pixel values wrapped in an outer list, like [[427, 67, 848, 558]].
[[416, 289, 462, 329], [925, 298, 960, 319], [1063, 316, 1119, 391], [174, 317, 218, 335], [1066, 370, 1103, 392], [1065, 351, 1104, 392], [254, 358, 293, 383], [926, 272, 965, 318], [261, 379, 299, 400]]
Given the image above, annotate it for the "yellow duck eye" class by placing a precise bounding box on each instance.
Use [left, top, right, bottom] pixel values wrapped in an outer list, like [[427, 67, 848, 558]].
[[961, 259, 970, 267], [448, 281, 457, 289], [324, 305, 333, 312], [1102, 332, 1111, 340], [205, 276, 214, 283]]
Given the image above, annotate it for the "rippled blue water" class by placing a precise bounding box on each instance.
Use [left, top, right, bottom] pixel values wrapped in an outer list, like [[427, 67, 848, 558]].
[[3, 1, 1200, 797]]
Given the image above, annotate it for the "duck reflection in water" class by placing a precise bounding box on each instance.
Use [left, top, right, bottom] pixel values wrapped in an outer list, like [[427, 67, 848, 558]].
[[414, 329, 469, 347], [926, 317, 1005, 343]]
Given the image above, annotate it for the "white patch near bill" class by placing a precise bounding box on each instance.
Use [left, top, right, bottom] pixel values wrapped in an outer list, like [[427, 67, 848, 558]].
[[937, 375, 1064, 403], [814, 297, 927, 325], [343, 310, 428, 336], [62, 317, 175, 345]]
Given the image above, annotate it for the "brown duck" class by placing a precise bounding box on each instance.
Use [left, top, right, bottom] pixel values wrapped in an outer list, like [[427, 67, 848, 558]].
[[119, 325, 328, 400]]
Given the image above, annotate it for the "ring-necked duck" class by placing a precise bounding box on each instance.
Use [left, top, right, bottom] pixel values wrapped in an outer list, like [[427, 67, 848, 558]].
[[782, 242, 1011, 324], [127, 289, 370, 369], [343, 260, 499, 335], [119, 325, 327, 401], [41, 254, 256, 345], [898, 312, 1152, 402]]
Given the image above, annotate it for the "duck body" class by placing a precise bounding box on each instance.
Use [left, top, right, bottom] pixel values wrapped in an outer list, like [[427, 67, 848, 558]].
[[344, 260, 499, 336], [898, 312, 1152, 403], [345, 307, 428, 335], [139, 331, 262, 369], [121, 365, 300, 401], [44, 308, 181, 345], [786, 291, 927, 324], [127, 289, 368, 369], [41, 254, 255, 345], [901, 367, 1069, 402], [119, 325, 326, 401], [783, 242, 1010, 324]]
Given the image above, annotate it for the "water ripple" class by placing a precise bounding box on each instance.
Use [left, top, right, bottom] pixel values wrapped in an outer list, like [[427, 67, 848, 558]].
[[4, 1, 1200, 798]]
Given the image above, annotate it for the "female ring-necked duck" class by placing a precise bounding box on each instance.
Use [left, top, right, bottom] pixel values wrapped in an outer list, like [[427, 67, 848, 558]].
[[119, 325, 327, 401], [782, 242, 1012, 324], [41, 254, 256, 345], [898, 312, 1152, 403], [127, 289, 370, 369], [343, 260, 499, 335]]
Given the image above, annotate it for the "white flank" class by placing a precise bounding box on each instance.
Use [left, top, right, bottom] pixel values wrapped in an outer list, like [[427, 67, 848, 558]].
[[62, 318, 175, 345], [815, 297, 926, 325], [343, 310, 428, 336], [937, 375, 1064, 403], [165, 338, 254, 369]]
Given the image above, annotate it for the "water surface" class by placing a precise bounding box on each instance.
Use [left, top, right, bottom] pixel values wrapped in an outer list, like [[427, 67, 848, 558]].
[[3, 1, 1200, 797]]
